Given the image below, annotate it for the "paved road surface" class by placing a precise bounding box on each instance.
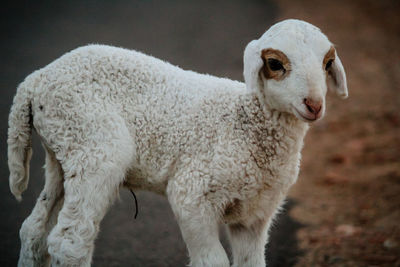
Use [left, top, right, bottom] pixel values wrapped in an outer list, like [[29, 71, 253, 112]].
[[0, 1, 301, 266]]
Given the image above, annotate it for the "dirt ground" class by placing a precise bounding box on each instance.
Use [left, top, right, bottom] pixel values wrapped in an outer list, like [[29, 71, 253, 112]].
[[276, 0, 400, 266], [1, 0, 399, 266]]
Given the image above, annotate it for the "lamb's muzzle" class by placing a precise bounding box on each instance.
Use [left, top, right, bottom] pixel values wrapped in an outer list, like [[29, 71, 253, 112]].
[[304, 98, 323, 120]]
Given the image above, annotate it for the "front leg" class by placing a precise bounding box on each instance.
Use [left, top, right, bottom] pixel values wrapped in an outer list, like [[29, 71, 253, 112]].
[[167, 174, 230, 267], [228, 219, 270, 267]]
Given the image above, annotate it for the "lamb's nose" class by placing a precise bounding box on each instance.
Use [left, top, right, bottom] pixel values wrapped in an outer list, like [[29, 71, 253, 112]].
[[304, 98, 322, 115]]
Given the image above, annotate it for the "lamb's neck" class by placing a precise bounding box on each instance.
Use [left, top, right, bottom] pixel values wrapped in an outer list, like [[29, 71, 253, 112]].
[[237, 92, 309, 159]]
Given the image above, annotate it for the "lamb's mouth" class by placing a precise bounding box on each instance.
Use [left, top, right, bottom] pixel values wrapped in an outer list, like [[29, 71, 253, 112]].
[[292, 105, 318, 122]]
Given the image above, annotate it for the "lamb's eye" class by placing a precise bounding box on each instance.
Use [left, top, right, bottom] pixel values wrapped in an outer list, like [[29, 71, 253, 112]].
[[325, 59, 334, 71], [268, 58, 284, 71]]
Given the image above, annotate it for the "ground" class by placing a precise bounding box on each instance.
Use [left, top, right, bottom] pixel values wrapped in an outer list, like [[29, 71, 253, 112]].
[[1, 0, 399, 266]]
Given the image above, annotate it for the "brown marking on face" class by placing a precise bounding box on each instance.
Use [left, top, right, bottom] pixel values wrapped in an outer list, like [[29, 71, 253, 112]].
[[261, 48, 291, 81], [323, 46, 338, 85], [323, 46, 336, 70]]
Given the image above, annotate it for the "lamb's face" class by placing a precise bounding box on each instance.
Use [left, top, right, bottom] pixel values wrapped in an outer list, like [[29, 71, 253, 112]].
[[244, 19, 348, 122]]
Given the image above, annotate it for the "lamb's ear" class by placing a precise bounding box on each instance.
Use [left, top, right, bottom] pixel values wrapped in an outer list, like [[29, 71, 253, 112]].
[[243, 40, 263, 92], [327, 51, 348, 99]]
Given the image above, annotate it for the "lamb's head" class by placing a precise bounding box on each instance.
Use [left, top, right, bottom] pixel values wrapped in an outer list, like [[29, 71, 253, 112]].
[[244, 19, 348, 122]]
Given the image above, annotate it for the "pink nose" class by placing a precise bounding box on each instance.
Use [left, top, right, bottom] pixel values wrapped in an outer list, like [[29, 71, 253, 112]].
[[304, 98, 322, 116]]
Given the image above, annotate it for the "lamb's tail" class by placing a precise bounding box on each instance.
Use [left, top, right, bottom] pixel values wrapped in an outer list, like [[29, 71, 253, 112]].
[[7, 81, 34, 201]]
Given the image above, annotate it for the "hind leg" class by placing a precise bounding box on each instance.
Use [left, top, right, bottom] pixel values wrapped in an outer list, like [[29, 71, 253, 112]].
[[18, 147, 64, 267], [46, 114, 134, 266], [47, 156, 132, 266]]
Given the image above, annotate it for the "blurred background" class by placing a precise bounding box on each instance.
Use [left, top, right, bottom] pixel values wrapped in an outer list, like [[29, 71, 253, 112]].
[[1, 0, 399, 266]]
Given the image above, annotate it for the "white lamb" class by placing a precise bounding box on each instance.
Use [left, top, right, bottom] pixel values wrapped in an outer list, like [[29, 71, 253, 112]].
[[8, 19, 347, 267]]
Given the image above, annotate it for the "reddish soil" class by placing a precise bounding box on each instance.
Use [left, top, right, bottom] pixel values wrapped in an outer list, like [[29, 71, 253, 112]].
[[276, 0, 400, 266]]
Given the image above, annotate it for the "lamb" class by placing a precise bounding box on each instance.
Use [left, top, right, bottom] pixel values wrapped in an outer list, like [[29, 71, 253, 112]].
[[7, 19, 348, 267]]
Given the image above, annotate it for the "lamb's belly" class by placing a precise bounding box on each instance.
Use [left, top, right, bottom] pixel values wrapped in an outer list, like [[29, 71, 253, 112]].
[[120, 105, 183, 195], [122, 134, 178, 195], [123, 166, 168, 195]]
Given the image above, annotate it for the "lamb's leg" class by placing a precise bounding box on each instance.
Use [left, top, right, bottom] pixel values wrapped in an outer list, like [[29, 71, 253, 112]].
[[18, 147, 64, 267], [228, 219, 270, 267], [46, 115, 134, 267], [47, 172, 118, 266], [167, 175, 230, 267]]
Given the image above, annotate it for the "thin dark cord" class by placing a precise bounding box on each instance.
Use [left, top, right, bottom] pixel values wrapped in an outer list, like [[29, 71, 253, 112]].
[[129, 189, 138, 219]]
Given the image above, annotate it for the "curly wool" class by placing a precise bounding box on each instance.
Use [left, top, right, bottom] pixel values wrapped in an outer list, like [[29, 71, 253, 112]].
[[21, 44, 307, 198]]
